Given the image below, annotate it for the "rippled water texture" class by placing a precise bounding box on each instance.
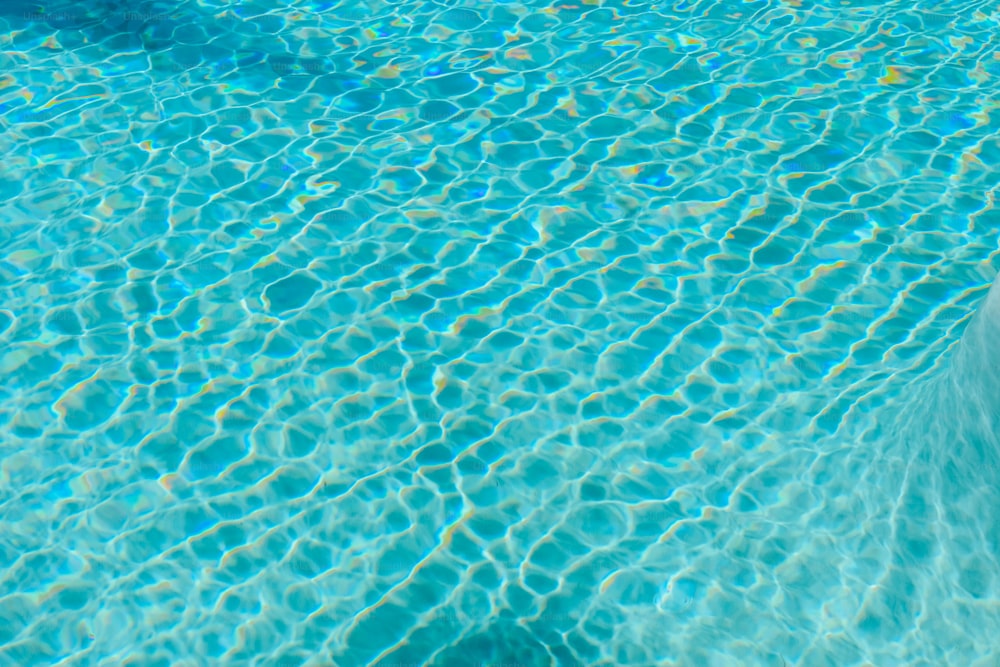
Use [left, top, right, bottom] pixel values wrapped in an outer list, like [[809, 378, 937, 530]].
[[1, 0, 1000, 665]]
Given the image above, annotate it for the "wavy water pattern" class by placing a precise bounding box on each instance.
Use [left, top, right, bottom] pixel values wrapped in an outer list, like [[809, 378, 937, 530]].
[[1, 0, 1000, 665]]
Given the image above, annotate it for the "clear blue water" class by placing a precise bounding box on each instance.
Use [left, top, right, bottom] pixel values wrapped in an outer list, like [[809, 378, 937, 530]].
[[1, 0, 1000, 665]]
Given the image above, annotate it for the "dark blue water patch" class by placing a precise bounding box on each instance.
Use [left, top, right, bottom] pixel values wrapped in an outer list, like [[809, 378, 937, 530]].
[[3, 103, 71, 126], [438, 7, 484, 29], [574, 43, 617, 74], [430, 617, 560, 667], [465, 181, 490, 200], [637, 165, 675, 188], [420, 100, 461, 122], [1, 0, 191, 49], [422, 58, 462, 79], [263, 273, 322, 314], [638, 46, 684, 71], [2, 0, 109, 29], [268, 55, 331, 77], [949, 112, 975, 130], [43, 307, 82, 335], [243, 12, 285, 35], [310, 73, 365, 98], [234, 48, 269, 70], [334, 89, 383, 114]]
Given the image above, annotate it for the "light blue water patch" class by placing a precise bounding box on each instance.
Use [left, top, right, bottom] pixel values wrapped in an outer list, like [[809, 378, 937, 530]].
[[2, 0, 1000, 666]]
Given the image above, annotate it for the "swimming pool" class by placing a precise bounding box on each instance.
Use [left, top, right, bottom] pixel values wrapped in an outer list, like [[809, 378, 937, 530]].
[[1, 0, 999, 665]]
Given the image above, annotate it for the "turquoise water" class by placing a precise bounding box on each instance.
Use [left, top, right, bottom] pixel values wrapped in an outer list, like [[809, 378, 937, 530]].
[[2, 0, 1000, 665]]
